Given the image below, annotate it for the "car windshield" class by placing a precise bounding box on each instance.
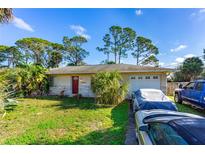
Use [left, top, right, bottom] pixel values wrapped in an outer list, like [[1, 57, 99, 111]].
[[170, 118, 205, 144], [140, 90, 169, 101], [148, 122, 188, 145]]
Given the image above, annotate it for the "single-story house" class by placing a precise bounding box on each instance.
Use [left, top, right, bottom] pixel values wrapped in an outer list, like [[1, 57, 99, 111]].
[[46, 64, 173, 98]]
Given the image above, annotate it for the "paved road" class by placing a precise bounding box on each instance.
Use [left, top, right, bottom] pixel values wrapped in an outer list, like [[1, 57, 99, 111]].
[[125, 102, 138, 145]]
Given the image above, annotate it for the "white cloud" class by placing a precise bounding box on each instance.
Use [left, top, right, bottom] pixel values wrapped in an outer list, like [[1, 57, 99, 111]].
[[159, 62, 164, 66], [170, 62, 178, 67], [170, 44, 187, 52], [12, 16, 34, 32], [190, 9, 205, 21], [199, 9, 205, 14], [70, 25, 91, 39], [135, 9, 143, 16], [175, 57, 185, 63], [169, 53, 196, 68], [184, 54, 195, 58], [191, 12, 197, 17]]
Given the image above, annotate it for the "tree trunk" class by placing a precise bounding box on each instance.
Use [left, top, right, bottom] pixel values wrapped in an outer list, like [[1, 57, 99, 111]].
[[118, 49, 121, 64], [7, 58, 10, 67], [107, 53, 109, 62], [11, 56, 14, 68], [114, 52, 117, 64], [136, 49, 140, 65], [114, 39, 117, 64], [7, 55, 12, 68], [136, 55, 139, 65], [75, 52, 78, 66], [36, 54, 41, 65]]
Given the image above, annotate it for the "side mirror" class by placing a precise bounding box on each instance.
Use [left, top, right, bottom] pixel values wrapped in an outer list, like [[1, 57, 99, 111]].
[[139, 125, 148, 132], [179, 84, 183, 89]]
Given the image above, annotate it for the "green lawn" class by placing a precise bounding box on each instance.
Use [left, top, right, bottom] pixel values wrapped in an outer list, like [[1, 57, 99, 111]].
[[0, 96, 129, 145], [168, 96, 205, 116], [1, 95, 203, 145]]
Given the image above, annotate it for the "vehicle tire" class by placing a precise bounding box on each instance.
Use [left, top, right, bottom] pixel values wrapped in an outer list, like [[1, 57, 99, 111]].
[[174, 93, 182, 104]]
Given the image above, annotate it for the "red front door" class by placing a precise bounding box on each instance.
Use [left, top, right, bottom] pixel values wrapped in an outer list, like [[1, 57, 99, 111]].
[[72, 76, 79, 94]]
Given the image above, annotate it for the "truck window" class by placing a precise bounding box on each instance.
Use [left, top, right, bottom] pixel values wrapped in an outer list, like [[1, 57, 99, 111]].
[[185, 82, 195, 89], [195, 82, 204, 91]]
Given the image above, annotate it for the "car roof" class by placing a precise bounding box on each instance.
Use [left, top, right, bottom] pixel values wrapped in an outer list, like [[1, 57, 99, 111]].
[[137, 109, 203, 124], [135, 109, 205, 144], [169, 118, 205, 144]]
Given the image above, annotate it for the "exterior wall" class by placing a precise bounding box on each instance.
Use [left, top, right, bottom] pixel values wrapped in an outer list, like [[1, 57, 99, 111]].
[[160, 74, 167, 94], [79, 75, 95, 97], [49, 75, 72, 96], [49, 72, 168, 97], [49, 75, 95, 97]]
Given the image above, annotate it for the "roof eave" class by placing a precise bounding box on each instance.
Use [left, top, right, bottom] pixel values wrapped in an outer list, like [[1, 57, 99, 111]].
[[46, 69, 174, 75]]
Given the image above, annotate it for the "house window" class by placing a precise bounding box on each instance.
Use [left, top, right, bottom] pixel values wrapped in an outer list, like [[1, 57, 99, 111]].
[[145, 76, 150, 79], [138, 76, 143, 80], [131, 76, 136, 80], [153, 76, 158, 79]]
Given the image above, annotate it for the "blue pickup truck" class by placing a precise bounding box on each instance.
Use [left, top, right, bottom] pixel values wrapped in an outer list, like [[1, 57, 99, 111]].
[[174, 80, 205, 108]]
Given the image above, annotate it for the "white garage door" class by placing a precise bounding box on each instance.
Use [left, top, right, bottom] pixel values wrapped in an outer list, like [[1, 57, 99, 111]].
[[129, 75, 160, 93]]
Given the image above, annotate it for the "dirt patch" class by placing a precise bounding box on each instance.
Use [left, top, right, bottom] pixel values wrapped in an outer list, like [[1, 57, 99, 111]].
[[47, 128, 67, 138]]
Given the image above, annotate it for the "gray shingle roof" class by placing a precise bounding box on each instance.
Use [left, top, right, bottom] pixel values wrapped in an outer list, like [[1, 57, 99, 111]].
[[46, 64, 173, 75]]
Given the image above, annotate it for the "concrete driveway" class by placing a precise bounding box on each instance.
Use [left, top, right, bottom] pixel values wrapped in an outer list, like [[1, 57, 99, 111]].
[[125, 102, 138, 145]]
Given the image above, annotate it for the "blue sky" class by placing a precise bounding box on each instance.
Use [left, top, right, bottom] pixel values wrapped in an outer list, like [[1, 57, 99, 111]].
[[0, 8, 205, 68]]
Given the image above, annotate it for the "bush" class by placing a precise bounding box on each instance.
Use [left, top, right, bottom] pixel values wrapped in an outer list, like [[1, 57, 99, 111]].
[[0, 71, 17, 117], [0, 64, 48, 97], [91, 71, 128, 105], [0, 65, 47, 117], [0, 79, 9, 114]]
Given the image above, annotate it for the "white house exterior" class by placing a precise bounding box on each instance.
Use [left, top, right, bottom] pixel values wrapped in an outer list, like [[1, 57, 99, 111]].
[[47, 64, 172, 98]]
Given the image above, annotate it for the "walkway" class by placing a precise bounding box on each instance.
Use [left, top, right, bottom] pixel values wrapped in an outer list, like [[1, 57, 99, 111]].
[[124, 102, 138, 145]]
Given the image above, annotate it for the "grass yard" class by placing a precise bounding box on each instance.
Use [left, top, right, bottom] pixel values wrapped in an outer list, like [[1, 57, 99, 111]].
[[168, 96, 205, 116], [0, 96, 129, 145]]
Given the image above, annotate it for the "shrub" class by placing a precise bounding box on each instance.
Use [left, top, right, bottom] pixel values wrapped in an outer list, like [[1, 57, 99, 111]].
[[0, 78, 9, 115], [91, 71, 128, 105], [0, 70, 17, 117], [0, 64, 48, 97]]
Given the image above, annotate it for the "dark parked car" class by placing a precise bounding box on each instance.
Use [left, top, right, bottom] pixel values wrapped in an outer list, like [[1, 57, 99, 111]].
[[132, 89, 177, 112], [174, 80, 205, 108], [135, 109, 205, 145]]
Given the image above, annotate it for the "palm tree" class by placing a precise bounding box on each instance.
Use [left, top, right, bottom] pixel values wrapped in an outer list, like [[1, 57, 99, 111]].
[[0, 8, 13, 24]]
